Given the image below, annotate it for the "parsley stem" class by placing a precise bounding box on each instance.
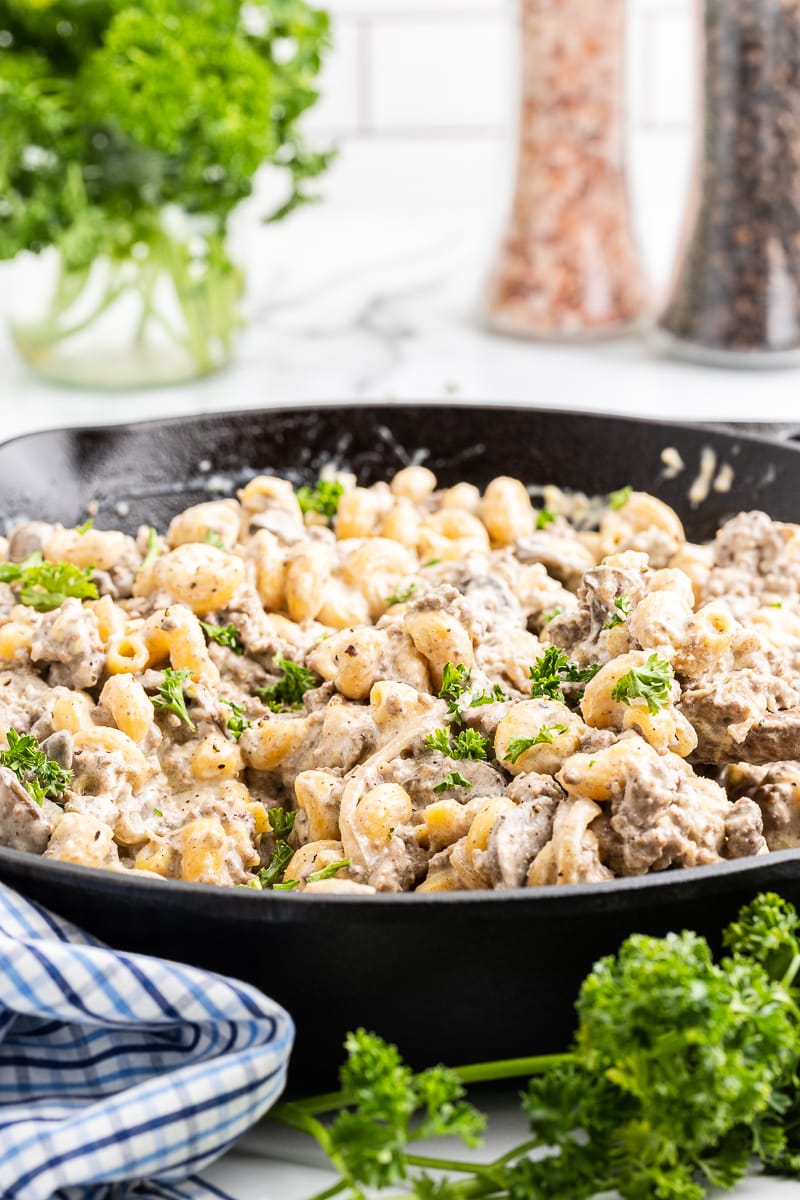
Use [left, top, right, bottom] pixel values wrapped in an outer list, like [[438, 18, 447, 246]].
[[302, 1181, 347, 1200], [285, 1089, 346, 1115], [390, 1179, 504, 1200], [451, 1052, 574, 1084], [275, 1053, 573, 1118], [268, 1102, 333, 1145], [782, 951, 800, 991], [404, 1154, 498, 1175], [266, 1102, 356, 1191], [488, 1136, 542, 1167]]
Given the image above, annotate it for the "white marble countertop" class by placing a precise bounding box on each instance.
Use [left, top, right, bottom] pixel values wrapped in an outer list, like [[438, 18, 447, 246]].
[[1, 136, 799, 1199], [3, 138, 800, 431], [203, 1095, 799, 1200]]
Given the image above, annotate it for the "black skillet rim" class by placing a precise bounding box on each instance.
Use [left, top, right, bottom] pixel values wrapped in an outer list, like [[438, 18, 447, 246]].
[[0, 400, 798, 914]]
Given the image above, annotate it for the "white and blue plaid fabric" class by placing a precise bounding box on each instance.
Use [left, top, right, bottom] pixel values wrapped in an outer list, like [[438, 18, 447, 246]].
[[0, 881, 294, 1200]]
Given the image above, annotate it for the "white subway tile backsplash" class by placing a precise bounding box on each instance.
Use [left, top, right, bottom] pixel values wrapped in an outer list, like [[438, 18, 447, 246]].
[[304, 17, 364, 134], [367, 13, 513, 131]]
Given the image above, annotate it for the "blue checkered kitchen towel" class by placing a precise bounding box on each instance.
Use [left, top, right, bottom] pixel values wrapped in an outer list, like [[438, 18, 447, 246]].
[[0, 881, 294, 1200]]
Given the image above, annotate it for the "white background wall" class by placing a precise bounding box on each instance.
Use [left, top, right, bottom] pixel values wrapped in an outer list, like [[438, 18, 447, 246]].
[[300, 0, 696, 290]]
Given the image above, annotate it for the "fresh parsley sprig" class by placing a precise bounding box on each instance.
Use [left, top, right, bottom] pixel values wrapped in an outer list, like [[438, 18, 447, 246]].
[[138, 527, 161, 576], [603, 593, 633, 630], [278, 858, 352, 890], [199, 620, 244, 655], [221, 698, 251, 741], [296, 479, 344, 518], [152, 667, 195, 730], [504, 725, 568, 764], [528, 647, 570, 701], [529, 648, 600, 703], [386, 582, 417, 607], [257, 655, 316, 711], [439, 662, 508, 719], [528, 647, 601, 699], [609, 485, 633, 510], [611, 653, 674, 715], [425, 728, 453, 756], [270, 1028, 485, 1191], [0, 553, 98, 612], [433, 771, 472, 794], [0, 729, 73, 807], [425, 726, 490, 761], [256, 808, 297, 889], [439, 662, 472, 715], [272, 893, 800, 1200], [470, 683, 509, 706], [536, 507, 556, 529], [1, 0, 332, 350]]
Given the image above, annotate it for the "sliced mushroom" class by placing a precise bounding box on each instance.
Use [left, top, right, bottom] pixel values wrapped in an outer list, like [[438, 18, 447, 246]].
[[338, 702, 445, 889]]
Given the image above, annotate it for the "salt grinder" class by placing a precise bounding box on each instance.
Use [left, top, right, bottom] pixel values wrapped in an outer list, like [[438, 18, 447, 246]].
[[485, 0, 648, 340]]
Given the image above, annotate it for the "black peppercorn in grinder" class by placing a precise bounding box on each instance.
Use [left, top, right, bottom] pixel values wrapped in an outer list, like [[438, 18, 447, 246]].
[[654, 0, 800, 368]]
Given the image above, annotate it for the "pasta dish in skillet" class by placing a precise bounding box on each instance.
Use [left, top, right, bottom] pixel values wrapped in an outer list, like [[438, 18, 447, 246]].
[[0, 467, 797, 894]]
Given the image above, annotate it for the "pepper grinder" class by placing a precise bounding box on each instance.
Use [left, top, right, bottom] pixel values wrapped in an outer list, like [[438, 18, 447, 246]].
[[656, 0, 800, 367]]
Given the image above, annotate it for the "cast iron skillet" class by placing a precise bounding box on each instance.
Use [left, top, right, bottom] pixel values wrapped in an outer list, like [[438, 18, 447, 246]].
[[0, 403, 799, 1090]]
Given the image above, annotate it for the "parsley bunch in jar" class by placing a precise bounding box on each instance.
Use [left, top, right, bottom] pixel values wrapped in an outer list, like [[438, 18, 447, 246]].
[[0, 0, 332, 387]]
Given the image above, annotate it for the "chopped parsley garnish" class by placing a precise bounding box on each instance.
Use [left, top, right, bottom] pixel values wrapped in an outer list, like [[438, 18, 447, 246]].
[[256, 655, 316, 711], [296, 479, 344, 518], [222, 698, 251, 741], [470, 683, 509, 706], [609, 485, 633, 510], [386, 582, 417, 606], [138, 526, 161, 575], [528, 647, 570, 701], [268, 807, 296, 841], [536, 507, 556, 530], [529, 648, 600, 702], [0, 729, 73, 807], [438, 662, 506, 716], [0, 553, 98, 612], [421, 558, 441, 568], [153, 807, 163, 817], [425, 726, 490, 761], [542, 607, 562, 623], [267, 857, 352, 890], [504, 725, 567, 764], [565, 661, 602, 685], [425, 728, 453, 756], [603, 594, 633, 630], [205, 530, 225, 550], [611, 653, 674, 715], [199, 620, 245, 655], [307, 858, 351, 882], [439, 662, 471, 709], [152, 667, 195, 730], [257, 808, 297, 889], [433, 771, 472, 793], [75, 518, 94, 534]]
